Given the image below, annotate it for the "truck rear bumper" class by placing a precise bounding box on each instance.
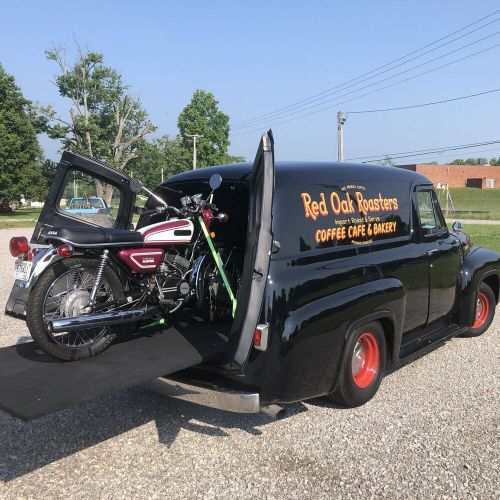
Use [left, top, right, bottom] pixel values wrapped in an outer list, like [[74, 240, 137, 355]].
[[145, 377, 285, 418]]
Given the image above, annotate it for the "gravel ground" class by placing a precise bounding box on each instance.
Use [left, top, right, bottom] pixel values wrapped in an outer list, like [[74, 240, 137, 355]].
[[0, 228, 498, 499]]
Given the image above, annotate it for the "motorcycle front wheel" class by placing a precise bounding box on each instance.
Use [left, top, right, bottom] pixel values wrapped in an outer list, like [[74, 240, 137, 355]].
[[26, 258, 124, 361], [197, 246, 241, 323]]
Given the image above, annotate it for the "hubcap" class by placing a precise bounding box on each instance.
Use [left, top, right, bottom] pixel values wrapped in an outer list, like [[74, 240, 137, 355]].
[[352, 332, 380, 389], [472, 291, 489, 329], [63, 289, 91, 317]]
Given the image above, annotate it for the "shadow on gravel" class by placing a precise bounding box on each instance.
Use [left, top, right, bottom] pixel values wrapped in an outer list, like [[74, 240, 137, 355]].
[[0, 386, 306, 482]]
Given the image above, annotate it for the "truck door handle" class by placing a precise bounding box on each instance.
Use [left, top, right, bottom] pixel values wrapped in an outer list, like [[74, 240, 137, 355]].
[[426, 249, 439, 256]]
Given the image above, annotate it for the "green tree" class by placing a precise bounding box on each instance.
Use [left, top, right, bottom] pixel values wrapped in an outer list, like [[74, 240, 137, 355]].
[[451, 157, 496, 165], [38, 43, 154, 202], [0, 63, 46, 202], [379, 155, 395, 167], [126, 136, 190, 187], [225, 154, 246, 163], [177, 90, 231, 167], [464, 158, 478, 165]]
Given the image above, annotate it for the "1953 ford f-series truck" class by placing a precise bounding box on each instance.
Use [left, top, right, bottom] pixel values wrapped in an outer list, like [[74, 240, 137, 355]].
[[1, 131, 499, 420]]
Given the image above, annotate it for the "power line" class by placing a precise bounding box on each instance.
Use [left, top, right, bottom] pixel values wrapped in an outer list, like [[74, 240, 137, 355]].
[[232, 29, 500, 131], [234, 15, 500, 127], [231, 8, 500, 127], [378, 145, 500, 165], [344, 139, 500, 163], [345, 87, 500, 114], [231, 41, 500, 137]]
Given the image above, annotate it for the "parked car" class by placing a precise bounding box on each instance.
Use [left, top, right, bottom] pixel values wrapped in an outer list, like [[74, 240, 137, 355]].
[[2, 131, 499, 421], [66, 196, 111, 215]]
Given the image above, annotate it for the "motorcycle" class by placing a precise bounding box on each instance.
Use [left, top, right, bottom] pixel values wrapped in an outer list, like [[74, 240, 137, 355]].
[[9, 171, 241, 361]]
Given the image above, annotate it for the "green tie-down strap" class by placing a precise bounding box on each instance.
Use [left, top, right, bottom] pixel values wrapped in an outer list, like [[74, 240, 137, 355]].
[[139, 316, 166, 329], [198, 216, 238, 317]]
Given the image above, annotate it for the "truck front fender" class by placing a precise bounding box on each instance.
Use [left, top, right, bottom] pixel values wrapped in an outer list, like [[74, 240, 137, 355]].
[[459, 246, 500, 326]]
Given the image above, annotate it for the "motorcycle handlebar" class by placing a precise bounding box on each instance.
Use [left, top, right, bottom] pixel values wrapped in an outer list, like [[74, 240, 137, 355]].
[[137, 205, 180, 217], [201, 201, 217, 211], [138, 199, 215, 218]]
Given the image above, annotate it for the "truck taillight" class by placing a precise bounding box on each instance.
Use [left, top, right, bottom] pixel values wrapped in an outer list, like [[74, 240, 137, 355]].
[[253, 324, 269, 351], [9, 236, 29, 257]]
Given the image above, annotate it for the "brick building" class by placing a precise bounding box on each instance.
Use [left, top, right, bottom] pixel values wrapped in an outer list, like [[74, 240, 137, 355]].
[[396, 164, 500, 188]]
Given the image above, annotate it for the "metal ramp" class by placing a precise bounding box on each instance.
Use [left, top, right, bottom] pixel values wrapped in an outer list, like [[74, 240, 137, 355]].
[[0, 317, 228, 420]]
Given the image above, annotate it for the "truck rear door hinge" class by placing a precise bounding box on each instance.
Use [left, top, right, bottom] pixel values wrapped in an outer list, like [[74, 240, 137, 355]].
[[253, 267, 264, 281]]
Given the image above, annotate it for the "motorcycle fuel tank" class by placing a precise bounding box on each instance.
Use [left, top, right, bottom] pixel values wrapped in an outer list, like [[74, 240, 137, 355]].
[[138, 219, 194, 246], [117, 248, 165, 272]]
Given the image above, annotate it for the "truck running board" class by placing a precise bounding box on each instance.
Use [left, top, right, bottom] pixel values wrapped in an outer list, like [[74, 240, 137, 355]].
[[0, 317, 227, 420]]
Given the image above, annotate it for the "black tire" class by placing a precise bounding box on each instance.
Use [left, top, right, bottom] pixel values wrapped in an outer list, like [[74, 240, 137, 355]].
[[327, 321, 387, 407], [197, 246, 241, 323], [460, 282, 496, 338], [26, 258, 124, 361]]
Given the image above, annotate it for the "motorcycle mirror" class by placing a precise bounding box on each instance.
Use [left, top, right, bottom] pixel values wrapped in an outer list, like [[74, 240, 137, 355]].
[[129, 178, 143, 194], [216, 212, 229, 223], [209, 174, 222, 190]]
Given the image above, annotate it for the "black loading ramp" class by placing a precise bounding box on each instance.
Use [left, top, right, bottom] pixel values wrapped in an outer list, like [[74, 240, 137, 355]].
[[0, 317, 228, 420]]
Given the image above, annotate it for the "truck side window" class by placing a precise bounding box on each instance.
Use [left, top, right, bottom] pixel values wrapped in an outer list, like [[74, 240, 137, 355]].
[[416, 191, 444, 236]]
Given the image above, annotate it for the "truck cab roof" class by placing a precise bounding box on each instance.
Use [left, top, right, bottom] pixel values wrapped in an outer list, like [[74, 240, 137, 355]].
[[163, 161, 432, 188]]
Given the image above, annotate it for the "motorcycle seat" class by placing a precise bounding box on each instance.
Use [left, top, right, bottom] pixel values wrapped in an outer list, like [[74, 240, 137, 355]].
[[43, 226, 144, 247]]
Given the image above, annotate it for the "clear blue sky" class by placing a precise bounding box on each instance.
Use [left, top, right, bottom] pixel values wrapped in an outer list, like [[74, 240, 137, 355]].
[[1, 0, 500, 164]]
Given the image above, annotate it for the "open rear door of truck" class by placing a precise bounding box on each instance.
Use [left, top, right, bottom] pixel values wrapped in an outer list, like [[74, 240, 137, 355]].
[[0, 316, 227, 420], [226, 130, 275, 370]]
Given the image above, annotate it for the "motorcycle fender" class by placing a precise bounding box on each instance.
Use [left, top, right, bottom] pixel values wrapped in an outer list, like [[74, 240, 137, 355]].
[[5, 247, 62, 318]]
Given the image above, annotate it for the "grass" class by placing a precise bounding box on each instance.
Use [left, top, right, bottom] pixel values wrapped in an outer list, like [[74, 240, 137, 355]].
[[463, 224, 500, 253], [438, 188, 500, 220], [0, 208, 41, 219], [0, 208, 40, 228], [0, 220, 36, 229]]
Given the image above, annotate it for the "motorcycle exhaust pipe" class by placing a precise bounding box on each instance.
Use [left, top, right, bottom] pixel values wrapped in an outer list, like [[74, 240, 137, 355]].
[[48, 307, 158, 333]]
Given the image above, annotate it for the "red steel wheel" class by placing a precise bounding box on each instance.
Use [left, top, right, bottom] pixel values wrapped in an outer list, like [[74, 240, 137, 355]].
[[328, 321, 386, 407], [472, 291, 490, 329], [351, 332, 380, 388], [461, 282, 496, 338]]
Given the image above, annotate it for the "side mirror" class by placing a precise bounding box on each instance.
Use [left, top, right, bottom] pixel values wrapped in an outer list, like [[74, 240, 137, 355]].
[[209, 173, 222, 190], [452, 221, 463, 233], [129, 178, 143, 194]]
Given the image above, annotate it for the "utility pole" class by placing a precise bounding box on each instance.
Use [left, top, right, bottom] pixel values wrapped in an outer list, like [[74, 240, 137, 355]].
[[185, 134, 203, 169], [337, 111, 346, 162]]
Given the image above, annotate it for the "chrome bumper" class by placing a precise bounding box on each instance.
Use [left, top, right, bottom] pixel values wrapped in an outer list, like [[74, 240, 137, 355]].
[[145, 377, 285, 418]]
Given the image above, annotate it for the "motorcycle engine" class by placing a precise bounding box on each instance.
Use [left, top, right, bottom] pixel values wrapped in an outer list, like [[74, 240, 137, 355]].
[[155, 253, 192, 304]]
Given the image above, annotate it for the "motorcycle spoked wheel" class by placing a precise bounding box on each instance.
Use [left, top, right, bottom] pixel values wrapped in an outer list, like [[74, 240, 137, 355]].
[[26, 258, 124, 361], [197, 246, 241, 323]]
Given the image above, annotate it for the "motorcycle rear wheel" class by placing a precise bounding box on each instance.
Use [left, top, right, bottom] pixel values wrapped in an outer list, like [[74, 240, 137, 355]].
[[26, 258, 124, 361]]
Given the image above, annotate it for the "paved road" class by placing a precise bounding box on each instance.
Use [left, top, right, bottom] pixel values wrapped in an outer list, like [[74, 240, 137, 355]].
[[0, 228, 498, 499]]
